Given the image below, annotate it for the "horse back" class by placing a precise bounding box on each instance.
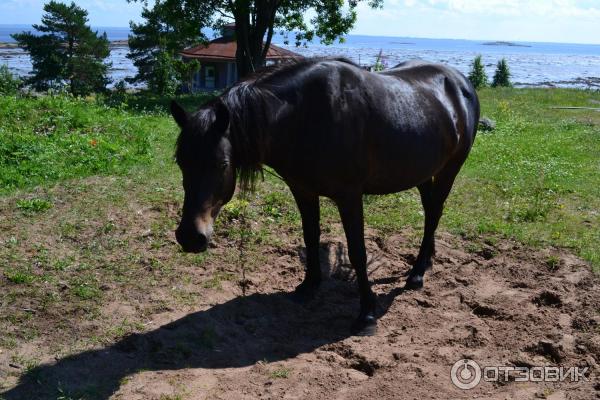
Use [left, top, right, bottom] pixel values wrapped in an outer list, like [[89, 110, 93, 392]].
[[263, 59, 479, 195], [379, 61, 480, 150]]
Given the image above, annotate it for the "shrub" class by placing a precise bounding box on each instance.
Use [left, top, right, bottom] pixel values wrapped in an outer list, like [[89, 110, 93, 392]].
[[102, 80, 129, 108], [492, 58, 512, 87], [373, 49, 387, 72], [468, 55, 488, 89], [0, 65, 21, 95], [148, 49, 179, 97]]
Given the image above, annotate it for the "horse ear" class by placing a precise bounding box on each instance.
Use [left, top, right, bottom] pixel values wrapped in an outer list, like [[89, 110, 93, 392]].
[[213, 100, 230, 132], [170, 100, 188, 128]]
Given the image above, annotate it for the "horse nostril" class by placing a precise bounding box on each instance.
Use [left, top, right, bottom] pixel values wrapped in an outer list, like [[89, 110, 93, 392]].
[[175, 225, 209, 253]]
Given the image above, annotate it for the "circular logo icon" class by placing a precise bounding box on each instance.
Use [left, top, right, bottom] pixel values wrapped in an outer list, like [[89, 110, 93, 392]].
[[451, 359, 482, 390]]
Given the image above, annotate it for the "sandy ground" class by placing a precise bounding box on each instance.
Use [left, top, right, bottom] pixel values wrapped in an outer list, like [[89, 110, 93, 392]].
[[1, 226, 598, 400]]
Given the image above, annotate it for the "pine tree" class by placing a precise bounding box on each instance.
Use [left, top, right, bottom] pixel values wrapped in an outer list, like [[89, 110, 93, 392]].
[[492, 58, 512, 88], [11, 1, 110, 96], [468, 55, 488, 89]]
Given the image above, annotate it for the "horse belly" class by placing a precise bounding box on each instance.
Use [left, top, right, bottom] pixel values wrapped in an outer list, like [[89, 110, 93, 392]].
[[363, 128, 450, 194]]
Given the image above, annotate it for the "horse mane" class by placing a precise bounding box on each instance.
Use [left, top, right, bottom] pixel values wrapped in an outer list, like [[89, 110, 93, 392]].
[[221, 56, 359, 193]]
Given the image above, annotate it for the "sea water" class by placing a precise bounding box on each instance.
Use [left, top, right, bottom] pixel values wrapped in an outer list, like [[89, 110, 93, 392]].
[[1, 25, 599, 89]]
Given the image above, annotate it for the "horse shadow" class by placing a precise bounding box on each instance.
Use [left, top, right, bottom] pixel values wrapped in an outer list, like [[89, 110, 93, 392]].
[[1, 246, 408, 400]]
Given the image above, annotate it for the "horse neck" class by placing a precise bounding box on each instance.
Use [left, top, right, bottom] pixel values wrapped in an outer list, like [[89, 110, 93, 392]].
[[227, 85, 279, 171]]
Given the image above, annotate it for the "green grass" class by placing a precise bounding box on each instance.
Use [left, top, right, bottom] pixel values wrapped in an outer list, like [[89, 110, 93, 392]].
[[269, 365, 291, 379], [0, 88, 598, 367], [0, 89, 598, 271], [15, 198, 53, 215], [345, 88, 600, 269], [0, 94, 159, 193], [451, 89, 600, 267], [0, 88, 598, 398], [4, 269, 36, 284]]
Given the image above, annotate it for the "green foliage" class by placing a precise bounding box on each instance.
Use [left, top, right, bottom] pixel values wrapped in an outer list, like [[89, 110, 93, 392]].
[[11, 1, 110, 96], [0, 95, 155, 193], [129, 0, 384, 77], [148, 49, 180, 96], [546, 255, 561, 271], [0, 65, 21, 95], [468, 55, 488, 89], [99, 90, 216, 114], [16, 198, 53, 215], [102, 80, 129, 108], [492, 58, 512, 88], [127, 0, 209, 87], [373, 49, 387, 72], [5, 269, 36, 284], [146, 50, 201, 96], [269, 366, 291, 379], [175, 59, 201, 93], [72, 283, 101, 300]]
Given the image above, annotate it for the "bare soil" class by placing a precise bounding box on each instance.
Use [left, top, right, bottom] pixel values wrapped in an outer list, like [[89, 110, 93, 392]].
[[1, 220, 599, 399]]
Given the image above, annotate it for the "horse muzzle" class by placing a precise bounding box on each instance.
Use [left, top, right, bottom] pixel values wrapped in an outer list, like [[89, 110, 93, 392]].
[[175, 225, 210, 253]]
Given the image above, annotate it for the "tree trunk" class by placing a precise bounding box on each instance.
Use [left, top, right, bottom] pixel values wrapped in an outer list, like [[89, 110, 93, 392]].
[[232, 0, 278, 78]]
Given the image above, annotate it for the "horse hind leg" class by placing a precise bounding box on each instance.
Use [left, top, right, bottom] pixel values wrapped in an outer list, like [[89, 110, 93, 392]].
[[336, 194, 377, 335], [405, 163, 461, 290]]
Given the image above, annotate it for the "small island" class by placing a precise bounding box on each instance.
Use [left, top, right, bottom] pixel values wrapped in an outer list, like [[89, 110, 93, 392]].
[[0, 42, 19, 49], [482, 41, 532, 48]]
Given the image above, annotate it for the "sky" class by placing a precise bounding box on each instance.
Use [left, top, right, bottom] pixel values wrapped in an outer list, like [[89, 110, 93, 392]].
[[0, 0, 599, 44]]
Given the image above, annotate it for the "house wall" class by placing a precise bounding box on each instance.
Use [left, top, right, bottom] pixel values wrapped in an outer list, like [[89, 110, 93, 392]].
[[187, 61, 239, 92]]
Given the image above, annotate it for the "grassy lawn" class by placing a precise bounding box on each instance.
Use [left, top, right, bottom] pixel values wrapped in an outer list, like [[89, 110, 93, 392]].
[[0, 88, 598, 390], [361, 88, 600, 267]]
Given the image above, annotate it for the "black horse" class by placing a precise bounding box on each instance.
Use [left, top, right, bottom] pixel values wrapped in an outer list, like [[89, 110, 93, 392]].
[[172, 58, 479, 334]]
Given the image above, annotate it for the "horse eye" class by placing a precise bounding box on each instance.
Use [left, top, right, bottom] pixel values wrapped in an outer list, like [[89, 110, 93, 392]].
[[220, 161, 229, 170]]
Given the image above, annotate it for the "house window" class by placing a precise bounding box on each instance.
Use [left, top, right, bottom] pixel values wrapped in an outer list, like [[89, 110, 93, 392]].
[[194, 69, 201, 90], [205, 66, 215, 89]]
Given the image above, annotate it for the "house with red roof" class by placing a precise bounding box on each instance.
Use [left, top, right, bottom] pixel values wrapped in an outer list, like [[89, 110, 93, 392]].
[[181, 24, 301, 92]]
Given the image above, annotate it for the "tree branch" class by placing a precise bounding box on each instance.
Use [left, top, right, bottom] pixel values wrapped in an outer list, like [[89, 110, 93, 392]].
[[216, 8, 235, 20]]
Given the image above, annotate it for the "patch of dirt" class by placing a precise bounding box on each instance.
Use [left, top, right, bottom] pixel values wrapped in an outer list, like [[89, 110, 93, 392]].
[[1, 218, 599, 399]]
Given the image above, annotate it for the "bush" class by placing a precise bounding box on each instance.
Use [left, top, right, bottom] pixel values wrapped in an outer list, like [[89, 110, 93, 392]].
[[492, 58, 512, 87], [147, 50, 201, 96], [0, 65, 21, 95], [468, 55, 488, 89], [102, 80, 129, 108], [175, 59, 200, 93], [373, 49, 387, 72]]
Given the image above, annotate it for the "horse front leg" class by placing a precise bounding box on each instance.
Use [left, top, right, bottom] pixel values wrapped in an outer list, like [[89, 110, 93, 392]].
[[290, 187, 322, 303], [336, 194, 377, 335]]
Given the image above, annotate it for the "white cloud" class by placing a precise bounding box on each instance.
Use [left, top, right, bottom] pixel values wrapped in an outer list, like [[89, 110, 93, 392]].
[[352, 0, 600, 44], [420, 0, 600, 18]]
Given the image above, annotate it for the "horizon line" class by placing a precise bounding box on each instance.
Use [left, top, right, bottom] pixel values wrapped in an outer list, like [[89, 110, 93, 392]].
[[1, 23, 599, 47]]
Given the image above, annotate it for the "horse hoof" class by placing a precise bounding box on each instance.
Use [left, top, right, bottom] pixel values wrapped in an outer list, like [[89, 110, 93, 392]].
[[405, 275, 424, 290], [351, 314, 377, 336]]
